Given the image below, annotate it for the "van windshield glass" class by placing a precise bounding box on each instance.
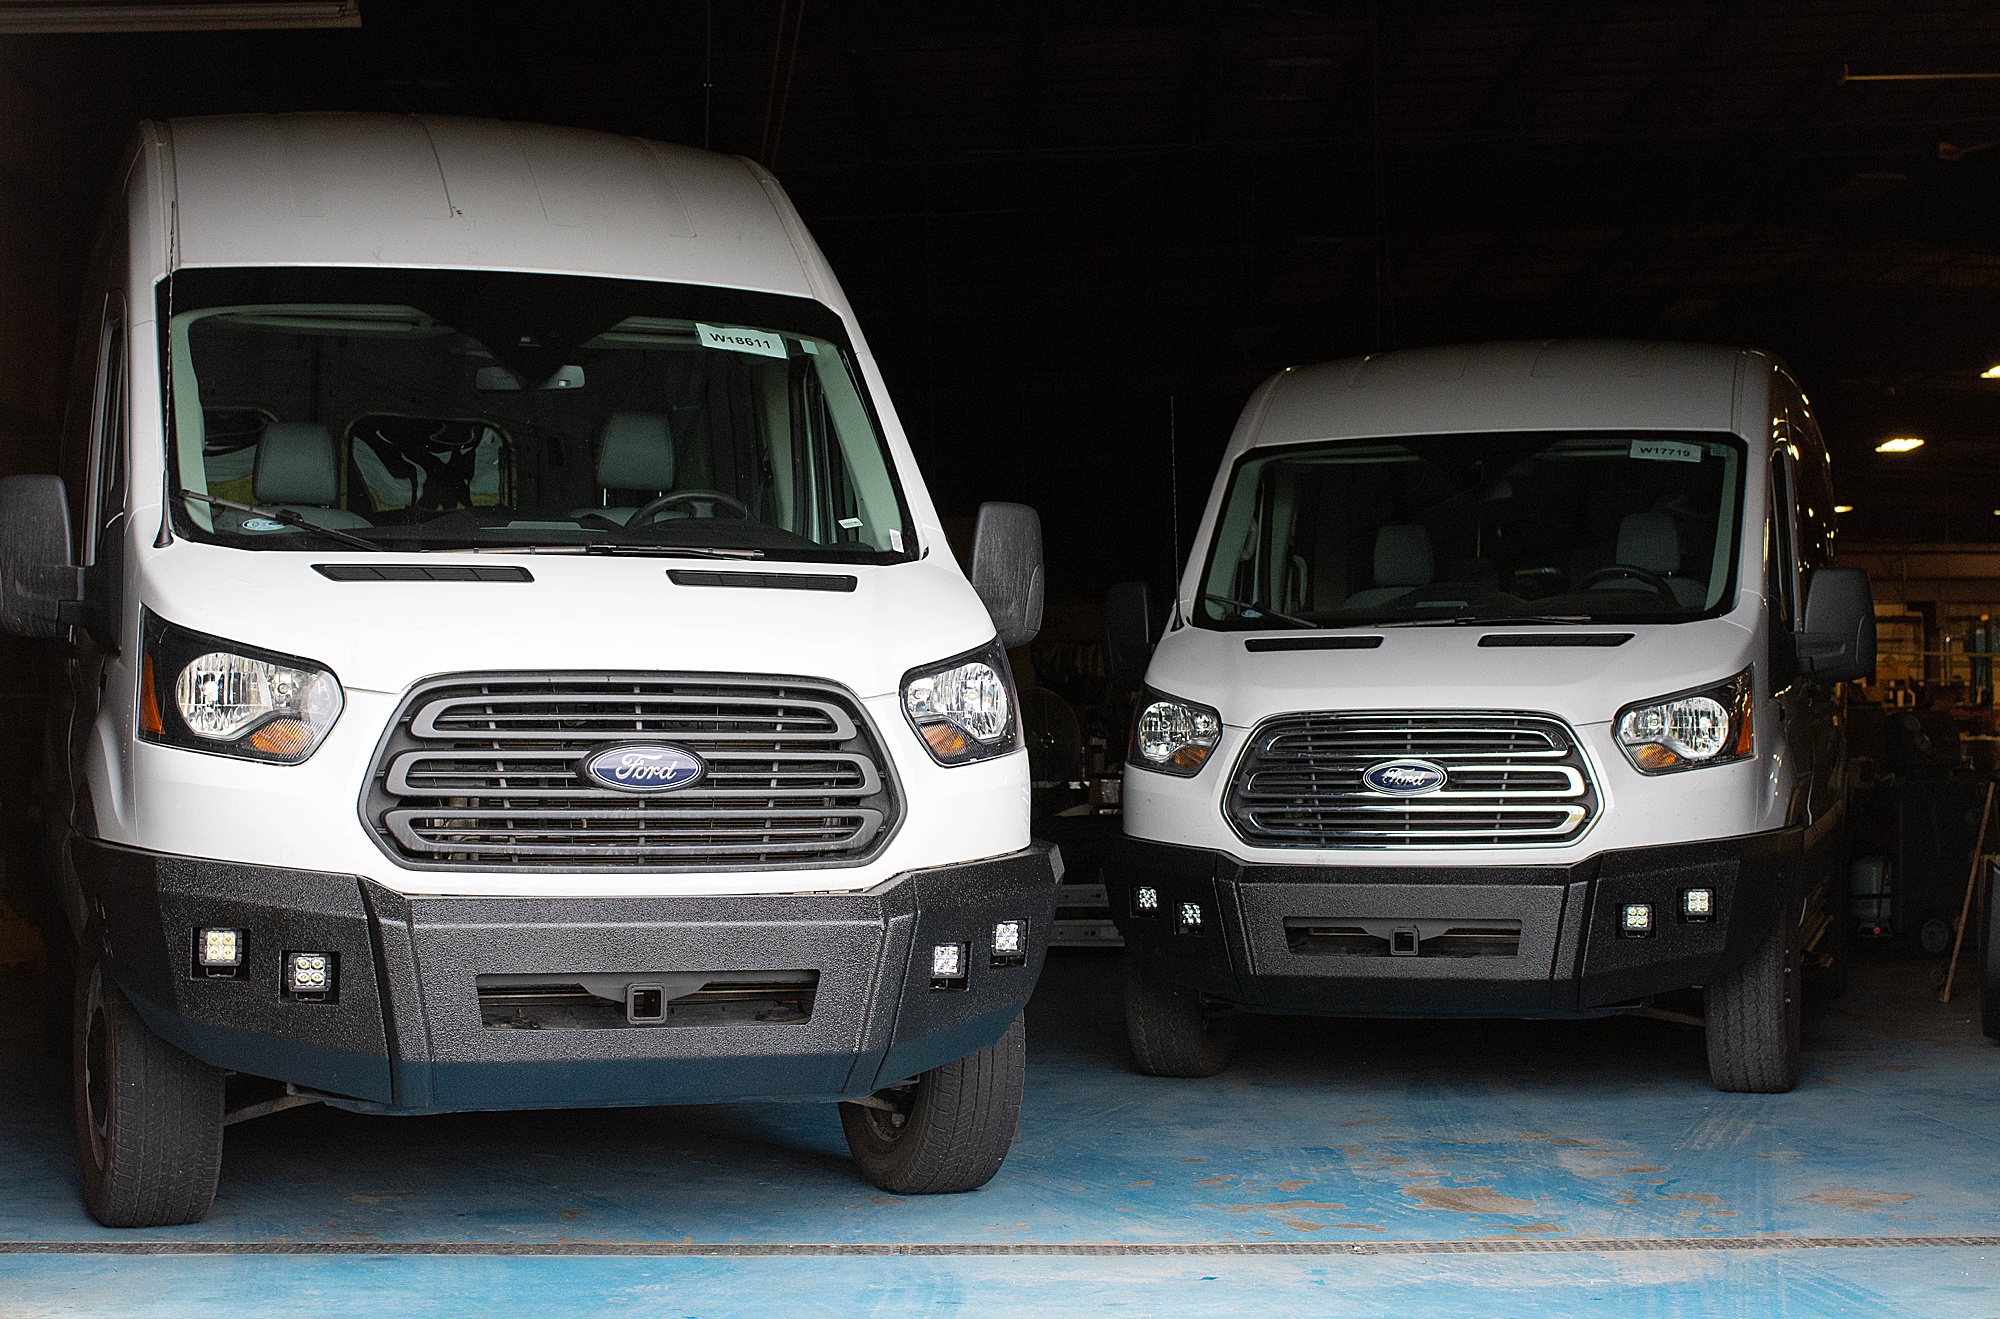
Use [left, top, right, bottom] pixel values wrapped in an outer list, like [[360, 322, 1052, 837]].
[[1196, 430, 1745, 628], [161, 268, 915, 560]]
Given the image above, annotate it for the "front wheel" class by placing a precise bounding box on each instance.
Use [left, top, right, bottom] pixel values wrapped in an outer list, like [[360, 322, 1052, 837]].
[[73, 942, 226, 1227], [1124, 957, 1240, 1078], [1705, 906, 1803, 1093], [841, 1013, 1025, 1195]]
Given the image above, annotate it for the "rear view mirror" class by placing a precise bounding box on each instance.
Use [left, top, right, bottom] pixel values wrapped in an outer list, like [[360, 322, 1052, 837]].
[[1105, 580, 1154, 689], [970, 502, 1044, 650], [475, 364, 585, 391], [1797, 566, 1875, 683], [0, 474, 81, 639]]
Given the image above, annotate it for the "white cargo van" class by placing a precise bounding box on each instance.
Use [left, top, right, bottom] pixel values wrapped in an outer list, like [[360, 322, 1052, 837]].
[[1105, 341, 1873, 1093], [0, 114, 1058, 1227]]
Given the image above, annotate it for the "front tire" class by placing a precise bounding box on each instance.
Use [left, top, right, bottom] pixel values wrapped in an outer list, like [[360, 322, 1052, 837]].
[[840, 1013, 1025, 1195], [1124, 957, 1240, 1078], [1981, 864, 2000, 1042], [73, 943, 226, 1227], [1705, 905, 1803, 1093]]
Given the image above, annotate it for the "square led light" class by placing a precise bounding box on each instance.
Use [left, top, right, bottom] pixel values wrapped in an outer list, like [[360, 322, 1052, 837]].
[[992, 920, 1023, 956], [1134, 886, 1159, 914], [197, 928, 243, 969], [1177, 902, 1204, 934], [1681, 888, 1715, 921], [931, 942, 965, 979], [284, 951, 335, 998], [1619, 903, 1654, 937]]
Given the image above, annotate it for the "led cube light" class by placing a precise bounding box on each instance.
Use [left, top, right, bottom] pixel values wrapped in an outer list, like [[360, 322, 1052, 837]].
[[284, 951, 334, 998], [197, 927, 243, 969], [1134, 886, 1159, 914], [1177, 902, 1205, 934], [992, 920, 1023, 956], [1620, 903, 1655, 938], [1681, 888, 1715, 922], [931, 942, 966, 980]]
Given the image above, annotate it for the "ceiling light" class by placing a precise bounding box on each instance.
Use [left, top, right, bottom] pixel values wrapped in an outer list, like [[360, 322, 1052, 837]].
[[1876, 437, 1925, 453], [1983, 366, 2000, 379], [1835, 505, 1853, 513]]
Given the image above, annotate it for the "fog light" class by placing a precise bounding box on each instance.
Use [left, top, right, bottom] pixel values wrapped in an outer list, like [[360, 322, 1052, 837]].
[[1681, 888, 1714, 922], [196, 927, 243, 972], [931, 941, 968, 989], [992, 920, 1023, 955], [1134, 886, 1159, 914], [284, 951, 336, 999], [1619, 903, 1655, 938], [1177, 902, 1205, 934]]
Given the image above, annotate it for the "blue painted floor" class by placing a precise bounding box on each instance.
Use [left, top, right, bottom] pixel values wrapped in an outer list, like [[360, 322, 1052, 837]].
[[3, 951, 1997, 1315]]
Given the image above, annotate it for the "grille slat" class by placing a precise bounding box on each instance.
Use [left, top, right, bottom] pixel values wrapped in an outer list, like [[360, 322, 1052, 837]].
[[365, 674, 899, 872], [1226, 711, 1598, 849]]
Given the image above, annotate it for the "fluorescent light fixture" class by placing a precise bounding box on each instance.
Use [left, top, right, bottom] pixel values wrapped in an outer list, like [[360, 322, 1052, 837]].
[[0, 2, 360, 32], [1834, 505, 1853, 513], [1983, 365, 2000, 379], [1876, 437, 1925, 453]]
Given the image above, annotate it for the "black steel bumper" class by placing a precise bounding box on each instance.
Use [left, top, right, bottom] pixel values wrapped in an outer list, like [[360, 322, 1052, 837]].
[[73, 838, 1060, 1113], [1106, 832, 1799, 1017]]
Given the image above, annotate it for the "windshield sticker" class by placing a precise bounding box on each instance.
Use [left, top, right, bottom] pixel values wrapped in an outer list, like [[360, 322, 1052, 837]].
[[837, 517, 864, 530], [1628, 438, 1704, 464], [241, 517, 287, 532], [889, 529, 904, 553], [695, 323, 788, 359]]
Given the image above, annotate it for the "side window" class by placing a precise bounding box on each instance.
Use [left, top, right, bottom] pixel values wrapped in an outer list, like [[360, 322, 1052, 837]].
[[83, 298, 127, 568], [1767, 449, 1798, 635]]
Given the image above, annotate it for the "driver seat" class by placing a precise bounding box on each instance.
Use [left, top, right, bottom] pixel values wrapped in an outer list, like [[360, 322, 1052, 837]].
[[1591, 512, 1706, 607], [571, 411, 673, 525], [1344, 524, 1434, 609], [253, 423, 372, 530]]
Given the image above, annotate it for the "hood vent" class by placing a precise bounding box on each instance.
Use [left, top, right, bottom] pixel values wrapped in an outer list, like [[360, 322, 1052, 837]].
[[1478, 633, 1631, 648], [1245, 635, 1384, 653], [667, 570, 857, 593], [314, 564, 532, 582]]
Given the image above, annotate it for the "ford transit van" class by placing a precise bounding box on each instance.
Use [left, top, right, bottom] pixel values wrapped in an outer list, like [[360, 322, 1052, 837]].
[[1105, 341, 1873, 1094], [0, 114, 1057, 1226]]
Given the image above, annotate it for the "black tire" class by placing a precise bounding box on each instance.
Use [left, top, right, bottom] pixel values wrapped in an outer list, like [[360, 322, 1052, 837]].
[[1124, 957, 1240, 1078], [1705, 906, 1803, 1093], [840, 1012, 1025, 1195], [1981, 866, 2000, 1042], [73, 941, 226, 1227]]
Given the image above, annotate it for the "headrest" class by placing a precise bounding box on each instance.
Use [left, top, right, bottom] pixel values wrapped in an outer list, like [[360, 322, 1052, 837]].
[[1373, 524, 1434, 588], [1616, 512, 1680, 575], [254, 423, 339, 507], [597, 411, 674, 491]]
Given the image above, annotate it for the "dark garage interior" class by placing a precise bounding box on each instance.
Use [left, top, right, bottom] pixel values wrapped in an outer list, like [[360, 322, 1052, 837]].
[[3, 2, 2000, 1313]]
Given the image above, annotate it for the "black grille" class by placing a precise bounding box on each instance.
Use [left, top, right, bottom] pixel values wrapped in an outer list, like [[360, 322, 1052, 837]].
[[1226, 711, 1598, 848], [363, 674, 900, 871]]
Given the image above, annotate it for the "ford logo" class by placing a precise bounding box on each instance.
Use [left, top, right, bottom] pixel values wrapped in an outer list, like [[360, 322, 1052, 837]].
[[580, 743, 706, 794], [1361, 758, 1448, 796]]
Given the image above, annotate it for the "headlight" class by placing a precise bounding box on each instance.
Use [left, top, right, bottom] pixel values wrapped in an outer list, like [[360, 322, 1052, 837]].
[[139, 610, 343, 763], [1127, 690, 1223, 776], [1614, 668, 1752, 774], [902, 642, 1019, 766]]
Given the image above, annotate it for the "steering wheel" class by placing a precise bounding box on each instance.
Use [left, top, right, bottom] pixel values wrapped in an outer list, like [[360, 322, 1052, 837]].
[[628, 489, 751, 524], [1577, 563, 1678, 603]]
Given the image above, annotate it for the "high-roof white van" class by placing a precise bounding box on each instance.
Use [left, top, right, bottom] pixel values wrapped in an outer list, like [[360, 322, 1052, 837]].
[[1105, 341, 1873, 1093], [0, 114, 1057, 1226]]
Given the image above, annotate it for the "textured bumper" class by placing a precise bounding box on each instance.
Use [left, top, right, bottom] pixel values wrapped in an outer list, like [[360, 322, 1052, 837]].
[[73, 838, 1060, 1112], [1107, 832, 1798, 1017]]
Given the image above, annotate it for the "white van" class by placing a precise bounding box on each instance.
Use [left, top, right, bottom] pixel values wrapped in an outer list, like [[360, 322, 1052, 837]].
[[0, 114, 1057, 1227], [1105, 341, 1873, 1093]]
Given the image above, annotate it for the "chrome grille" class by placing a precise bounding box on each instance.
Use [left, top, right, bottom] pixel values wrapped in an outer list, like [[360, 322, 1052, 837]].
[[1226, 711, 1597, 848], [363, 674, 899, 871]]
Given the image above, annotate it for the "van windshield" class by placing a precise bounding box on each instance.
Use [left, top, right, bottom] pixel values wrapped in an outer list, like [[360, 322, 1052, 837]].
[[161, 268, 915, 560], [1195, 430, 1745, 629]]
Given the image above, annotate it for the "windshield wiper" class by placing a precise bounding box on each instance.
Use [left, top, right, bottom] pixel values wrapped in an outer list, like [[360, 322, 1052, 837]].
[[1202, 593, 1319, 629], [180, 491, 381, 553], [1376, 614, 1593, 628], [582, 544, 766, 559]]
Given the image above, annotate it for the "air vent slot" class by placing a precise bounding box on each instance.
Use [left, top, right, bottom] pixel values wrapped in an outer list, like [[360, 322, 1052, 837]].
[[1283, 918, 1522, 957], [314, 564, 533, 582], [667, 570, 857, 592], [1478, 633, 1632, 648], [1244, 636, 1385, 652]]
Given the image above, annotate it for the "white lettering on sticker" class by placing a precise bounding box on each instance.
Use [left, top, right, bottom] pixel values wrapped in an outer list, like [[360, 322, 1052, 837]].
[[695, 323, 789, 359], [1628, 438, 1704, 464]]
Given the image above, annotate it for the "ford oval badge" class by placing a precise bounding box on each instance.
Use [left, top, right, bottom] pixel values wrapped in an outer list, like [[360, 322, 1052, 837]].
[[1361, 758, 1448, 796], [580, 743, 706, 794]]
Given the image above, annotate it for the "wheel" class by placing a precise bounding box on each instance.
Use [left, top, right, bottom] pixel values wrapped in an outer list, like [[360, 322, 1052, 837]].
[[840, 1012, 1025, 1195], [1124, 957, 1240, 1078], [73, 940, 226, 1227], [1981, 866, 2000, 1042], [1705, 904, 1803, 1093]]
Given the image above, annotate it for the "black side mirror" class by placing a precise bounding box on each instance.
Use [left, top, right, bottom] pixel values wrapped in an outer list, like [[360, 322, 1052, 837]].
[[1798, 566, 1875, 684], [1105, 580, 1154, 689], [969, 501, 1044, 649], [0, 474, 81, 640]]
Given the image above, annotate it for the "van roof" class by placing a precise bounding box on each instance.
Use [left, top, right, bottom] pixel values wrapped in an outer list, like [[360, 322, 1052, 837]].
[[158, 113, 825, 302], [1244, 340, 1760, 450]]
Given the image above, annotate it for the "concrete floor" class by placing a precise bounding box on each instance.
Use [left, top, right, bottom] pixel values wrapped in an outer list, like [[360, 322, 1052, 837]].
[[2, 950, 1997, 1316]]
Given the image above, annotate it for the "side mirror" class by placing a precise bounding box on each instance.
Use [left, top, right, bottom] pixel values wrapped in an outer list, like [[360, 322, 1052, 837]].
[[0, 474, 81, 640], [1105, 580, 1154, 689], [969, 501, 1044, 649], [1798, 566, 1875, 684]]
